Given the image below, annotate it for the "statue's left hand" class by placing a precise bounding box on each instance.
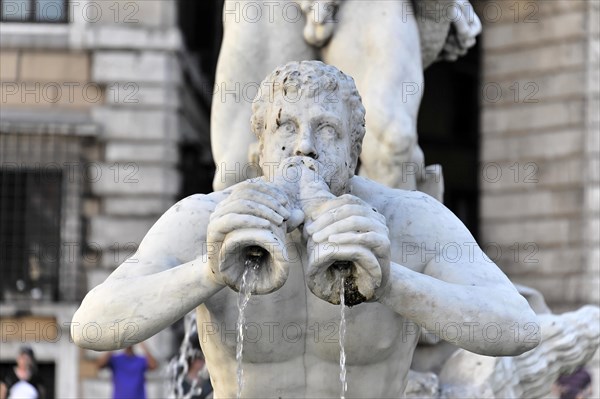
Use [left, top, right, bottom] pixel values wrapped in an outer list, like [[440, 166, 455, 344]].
[[304, 194, 391, 300], [440, 1, 482, 61]]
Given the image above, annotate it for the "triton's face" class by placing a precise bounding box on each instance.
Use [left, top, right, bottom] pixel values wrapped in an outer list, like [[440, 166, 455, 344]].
[[260, 92, 354, 195]]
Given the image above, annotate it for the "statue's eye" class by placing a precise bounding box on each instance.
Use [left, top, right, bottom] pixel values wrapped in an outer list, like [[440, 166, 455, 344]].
[[278, 121, 296, 135], [318, 124, 337, 138]]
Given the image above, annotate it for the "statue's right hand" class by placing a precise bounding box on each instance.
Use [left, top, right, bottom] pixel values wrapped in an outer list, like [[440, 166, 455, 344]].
[[206, 179, 299, 294], [207, 179, 292, 244]]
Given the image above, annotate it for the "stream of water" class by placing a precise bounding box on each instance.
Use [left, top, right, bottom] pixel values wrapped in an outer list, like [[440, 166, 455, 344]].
[[339, 276, 347, 399], [236, 259, 349, 399], [236, 261, 259, 399]]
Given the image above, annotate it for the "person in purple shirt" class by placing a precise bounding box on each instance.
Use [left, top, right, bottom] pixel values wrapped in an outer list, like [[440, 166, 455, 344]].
[[97, 342, 158, 399], [553, 367, 593, 399]]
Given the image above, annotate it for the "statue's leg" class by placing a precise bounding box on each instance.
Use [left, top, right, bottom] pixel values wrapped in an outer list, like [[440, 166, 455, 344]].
[[211, 2, 317, 190], [322, 0, 424, 190]]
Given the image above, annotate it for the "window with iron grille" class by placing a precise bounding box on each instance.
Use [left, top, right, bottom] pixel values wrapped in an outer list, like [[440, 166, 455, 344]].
[[0, 0, 68, 23], [0, 132, 84, 302], [1, 167, 62, 301]]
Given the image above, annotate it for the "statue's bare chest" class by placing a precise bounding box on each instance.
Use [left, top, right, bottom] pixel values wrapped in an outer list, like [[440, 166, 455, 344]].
[[201, 242, 409, 364]]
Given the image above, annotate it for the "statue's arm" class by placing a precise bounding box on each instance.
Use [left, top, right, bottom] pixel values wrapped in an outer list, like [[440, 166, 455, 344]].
[[379, 197, 540, 356], [71, 194, 226, 351]]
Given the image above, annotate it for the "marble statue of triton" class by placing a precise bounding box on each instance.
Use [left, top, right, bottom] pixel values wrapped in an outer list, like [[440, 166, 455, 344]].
[[72, 61, 539, 398]]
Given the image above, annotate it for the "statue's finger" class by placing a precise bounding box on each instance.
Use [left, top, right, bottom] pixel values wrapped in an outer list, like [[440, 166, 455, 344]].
[[211, 200, 285, 226], [306, 204, 385, 235], [209, 214, 270, 237], [312, 216, 388, 243], [328, 232, 390, 253]]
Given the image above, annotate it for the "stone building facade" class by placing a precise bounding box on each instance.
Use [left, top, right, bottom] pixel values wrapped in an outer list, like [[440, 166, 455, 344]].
[[475, 0, 599, 393], [0, 1, 216, 396], [0, 0, 598, 397], [478, 0, 598, 311]]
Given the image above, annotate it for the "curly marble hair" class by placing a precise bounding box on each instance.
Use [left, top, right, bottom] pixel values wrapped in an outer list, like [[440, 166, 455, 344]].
[[250, 60, 366, 170]]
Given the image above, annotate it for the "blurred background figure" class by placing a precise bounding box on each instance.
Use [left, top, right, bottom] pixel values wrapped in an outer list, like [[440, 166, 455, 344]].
[[97, 342, 157, 399], [169, 312, 213, 399], [553, 367, 592, 399], [181, 351, 212, 399], [0, 346, 45, 399]]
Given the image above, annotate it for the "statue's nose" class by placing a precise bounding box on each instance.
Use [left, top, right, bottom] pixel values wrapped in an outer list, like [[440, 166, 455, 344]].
[[295, 131, 317, 159]]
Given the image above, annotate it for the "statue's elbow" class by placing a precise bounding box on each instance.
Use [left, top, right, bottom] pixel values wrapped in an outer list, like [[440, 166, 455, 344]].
[[70, 307, 117, 351], [71, 322, 119, 351], [71, 331, 96, 350], [71, 316, 94, 349], [484, 303, 540, 356], [71, 311, 96, 350], [508, 311, 541, 356], [522, 314, 541, 352], [522, 333, 540, 353]]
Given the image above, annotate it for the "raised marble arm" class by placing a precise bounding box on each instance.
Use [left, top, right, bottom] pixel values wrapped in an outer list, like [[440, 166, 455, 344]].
[[71, 257, 224, 351], [378, 196, 539, 356], [380, 260, 539, 356], [71, 194, 227, 351]]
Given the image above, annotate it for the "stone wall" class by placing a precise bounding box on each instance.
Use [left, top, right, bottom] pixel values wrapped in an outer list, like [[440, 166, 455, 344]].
[[478, 0, 599, 393], [478, 0, 597, 309], [87, 48, 182, 274], [0, 50, 96, 109], [77, 3, 184, 397]]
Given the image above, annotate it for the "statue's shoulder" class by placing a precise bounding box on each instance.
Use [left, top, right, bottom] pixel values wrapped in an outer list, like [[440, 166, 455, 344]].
[[147, 191, 229, 238], [349, 176, 441, 213], [137, 191, 229, 263], [170, 191, 228, 214], [350, 176, 463, 239]]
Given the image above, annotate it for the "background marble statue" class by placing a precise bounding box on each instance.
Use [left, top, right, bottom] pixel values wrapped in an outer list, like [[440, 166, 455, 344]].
[[72, 61, 538, 398], [211, 0, 481, 197]]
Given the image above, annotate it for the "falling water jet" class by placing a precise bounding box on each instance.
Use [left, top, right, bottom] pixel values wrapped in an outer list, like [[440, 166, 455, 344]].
[[339, 275, 348, 399], [236, 255, 261, 399]]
